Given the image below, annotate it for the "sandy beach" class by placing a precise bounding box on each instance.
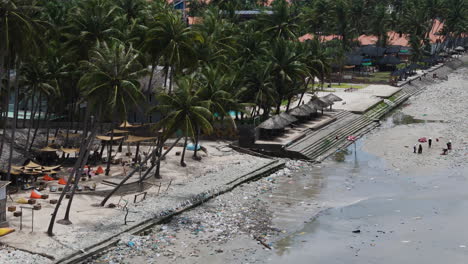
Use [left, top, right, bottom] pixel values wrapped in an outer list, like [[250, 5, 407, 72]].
[[91, 58, 468, 264], [0, 58, 467, 264], [363, 65, 468, 174]]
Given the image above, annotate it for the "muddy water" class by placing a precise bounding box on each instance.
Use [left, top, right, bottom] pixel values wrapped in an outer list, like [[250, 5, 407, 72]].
[[264, 112, 468, 264]]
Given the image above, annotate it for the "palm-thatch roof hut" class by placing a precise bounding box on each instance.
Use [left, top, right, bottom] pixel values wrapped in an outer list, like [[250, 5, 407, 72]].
[[289, 106, 311, 117], [279, 112, 298, 123], [257, 117, 286, 130], [309, 97, 332, 113], [323, 94, 343, 102]]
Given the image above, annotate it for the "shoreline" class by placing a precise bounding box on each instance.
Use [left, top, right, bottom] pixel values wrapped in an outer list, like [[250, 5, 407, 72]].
[[0, 56, 466, 263]]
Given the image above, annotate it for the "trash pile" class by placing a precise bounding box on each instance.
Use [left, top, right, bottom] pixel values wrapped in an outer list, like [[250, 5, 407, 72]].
[[0, 245, 51, 264], [96, 160, 313, 263]]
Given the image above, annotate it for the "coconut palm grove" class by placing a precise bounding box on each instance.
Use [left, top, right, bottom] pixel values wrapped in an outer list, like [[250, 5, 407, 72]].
[[0, 0, 467, 259]]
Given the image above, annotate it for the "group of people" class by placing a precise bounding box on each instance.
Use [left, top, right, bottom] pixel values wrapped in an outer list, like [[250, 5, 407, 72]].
[[413, 138, 452, 155]]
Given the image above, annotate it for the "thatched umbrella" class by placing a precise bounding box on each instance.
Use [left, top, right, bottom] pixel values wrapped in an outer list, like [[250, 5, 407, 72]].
[[323, 93, 343, 102], [39, 146, 58, 152], [301, 104, 316, 114], [289, 106, 311, 117], [309, 97, 331, 113], [119, 121, 141, 128], [279, 112, 298, 123], [257, 117, 286, 130], [311, 97, 331, 107]]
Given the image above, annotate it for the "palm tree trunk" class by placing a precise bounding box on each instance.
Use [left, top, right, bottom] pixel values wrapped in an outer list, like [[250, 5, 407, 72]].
[[0, 59, 10, 161], [47, 115, 97, 235], [24, 86, 37, 151], [285, 97, 292, 112], [28, 92, 43, 151], [154, 137, 163, 179], [6, 59, 20, 182], [154, 136, 181, 179], [168, 67, 174, 94], [105, 126, 114, 176], [21, 94, 28, 128], [45, 109, 51, 146], [193, 126, 200, 160], [276, 101, 282, 114], [297, 77, 311, 107], [134, 142, 141, 163], [180, 135, 188, 167], [59, 108, 93, 224]]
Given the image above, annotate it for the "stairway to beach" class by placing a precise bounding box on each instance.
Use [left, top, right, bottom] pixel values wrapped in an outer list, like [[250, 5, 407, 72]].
[[285, 83, 428, 162], [285, 110, 376, 161]]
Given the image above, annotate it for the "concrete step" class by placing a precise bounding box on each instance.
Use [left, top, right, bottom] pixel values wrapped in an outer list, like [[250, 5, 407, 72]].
[[302, 116, 373, 158], [287, 112, 358, 152], [287, 111, 355, 150], [304, 119, 371, 157]]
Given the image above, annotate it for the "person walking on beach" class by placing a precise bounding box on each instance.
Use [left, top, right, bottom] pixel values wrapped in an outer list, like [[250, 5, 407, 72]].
[[428, 138, 432, 148], [418, 144, 423, 154], [447, 140, 452, 150], [413, 144, 417, 153]]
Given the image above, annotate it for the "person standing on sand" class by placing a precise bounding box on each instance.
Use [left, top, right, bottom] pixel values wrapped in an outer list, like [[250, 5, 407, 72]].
[[414, 144, 417, 153], [428, 138, 432, 148], [447, 140, 452, 150], [418, 144, 423, 154]]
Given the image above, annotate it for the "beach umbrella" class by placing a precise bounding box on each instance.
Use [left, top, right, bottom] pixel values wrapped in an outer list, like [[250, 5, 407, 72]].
[[119, 121, 141, 128], [300, 104, 316, 114], [309, 98, 329, 108], [317, 97, 333, 107], [323, 93, 343, 102], [257, 117, 286, 130], [455, 46, 465, 52], [271, 115, 291, 127], [279, 112, 298, 123], [289, 106, 311, 117], [108, 129, 130, 134], [378, 55, 401, 65], [39, 146, 58, 152]]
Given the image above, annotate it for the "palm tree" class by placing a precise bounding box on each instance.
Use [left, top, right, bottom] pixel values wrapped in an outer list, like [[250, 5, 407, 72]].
[[20, 58, 59, 152], [268, 39, 308, 114], [243, 60, 276, 118], [47, 40, 146, 234], [0, 0, 45, 180], [79, 40, 146, 175], [441, 0, 467, 47], [257, 0, 299, 40], [369, 4, 392, 47], [332, 0, 355, 49], [63, 0, 121, 60], [144, 11, 198, 94], [151, 75, 213, 167], [193, 8, 238, 70]]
